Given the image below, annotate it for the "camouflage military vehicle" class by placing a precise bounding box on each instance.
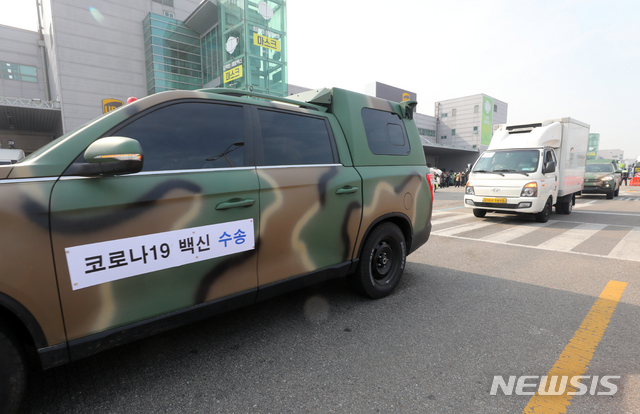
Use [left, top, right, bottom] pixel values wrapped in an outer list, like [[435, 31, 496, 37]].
[[0, 87, 433, 412]]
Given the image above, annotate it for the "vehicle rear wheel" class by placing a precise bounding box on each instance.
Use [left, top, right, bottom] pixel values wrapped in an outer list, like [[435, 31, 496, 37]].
[[535, 199, 552, 223], [473, 209, 487, 218], [0, 325, 27, 414], [606, 190, 614, 199], [348, 222, 406, 299], [563, 199, 573, 214]]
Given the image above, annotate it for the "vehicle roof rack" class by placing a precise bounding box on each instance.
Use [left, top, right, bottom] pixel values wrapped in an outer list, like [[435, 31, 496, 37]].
[[198, 88, 327, 112]]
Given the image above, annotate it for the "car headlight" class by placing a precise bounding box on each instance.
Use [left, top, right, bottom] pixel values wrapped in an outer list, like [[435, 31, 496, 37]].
[[521, 182, 538, 197], [600, 176, 613, 181], [465, 183, 475, 195]]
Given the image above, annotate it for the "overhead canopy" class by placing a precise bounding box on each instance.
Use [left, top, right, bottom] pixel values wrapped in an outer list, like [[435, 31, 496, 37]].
[[0, 104, 62, 134], [184, 0, 219, 35]]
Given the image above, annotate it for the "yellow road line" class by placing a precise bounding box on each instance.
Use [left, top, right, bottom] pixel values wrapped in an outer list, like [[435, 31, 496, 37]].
[[522, 280, 628, 413]]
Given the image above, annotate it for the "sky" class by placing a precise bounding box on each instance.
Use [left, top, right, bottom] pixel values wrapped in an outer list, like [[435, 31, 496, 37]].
[[2, 0, 639, 160]]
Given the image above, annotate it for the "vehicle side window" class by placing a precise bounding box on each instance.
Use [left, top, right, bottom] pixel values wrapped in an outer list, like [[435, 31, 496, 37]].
[[257, 109, 335, 166], [544, 150, 555, 165], [361, 108, 410, 156], [111, 102, 245, 172]]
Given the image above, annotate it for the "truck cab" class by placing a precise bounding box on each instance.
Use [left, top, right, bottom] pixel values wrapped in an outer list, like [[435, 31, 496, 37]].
[[464, 118, 589, 222]]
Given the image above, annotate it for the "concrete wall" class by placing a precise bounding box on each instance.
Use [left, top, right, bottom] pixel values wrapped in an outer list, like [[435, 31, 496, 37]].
[[43, 0, 201, 133], [0, 25, 47, 100], [435, 94, 508, 151], [598, 149, 624, 160], [0, 131, 55, 154]]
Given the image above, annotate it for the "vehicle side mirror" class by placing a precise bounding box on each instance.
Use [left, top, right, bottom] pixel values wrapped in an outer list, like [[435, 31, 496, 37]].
[[66, 137, 143, 176], [544, 161, 556, 174]]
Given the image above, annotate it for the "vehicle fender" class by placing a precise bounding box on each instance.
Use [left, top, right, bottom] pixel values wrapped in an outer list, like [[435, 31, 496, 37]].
[[349, 212, 413, 274]]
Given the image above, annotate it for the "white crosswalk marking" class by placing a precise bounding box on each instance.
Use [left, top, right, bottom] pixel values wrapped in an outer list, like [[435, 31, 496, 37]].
[[479, 220, 554, 242], [608, 227, 640, 261], [430, 212, 640, 263], [433, 220, 496, 237], [431, 214, 472, 225], [536, 223, 607, 251]]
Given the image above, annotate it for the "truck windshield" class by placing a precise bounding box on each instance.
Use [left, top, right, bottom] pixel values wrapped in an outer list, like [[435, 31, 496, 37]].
[[586, 164, 614, 173], [473, 150, 540, 174]]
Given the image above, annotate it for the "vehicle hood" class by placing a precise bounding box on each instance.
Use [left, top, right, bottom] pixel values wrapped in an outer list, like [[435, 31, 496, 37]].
[[585, 172, 613, 181]]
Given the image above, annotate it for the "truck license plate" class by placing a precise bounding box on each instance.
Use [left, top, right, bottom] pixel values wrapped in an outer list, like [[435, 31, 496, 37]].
[[483, 197, 507, 203]]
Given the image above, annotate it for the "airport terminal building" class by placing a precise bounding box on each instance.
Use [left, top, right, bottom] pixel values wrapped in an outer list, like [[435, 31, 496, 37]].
[[1, 0, 507, 171]]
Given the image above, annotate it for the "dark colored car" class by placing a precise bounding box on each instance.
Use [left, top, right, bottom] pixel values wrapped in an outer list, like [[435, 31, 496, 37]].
[[583, 159, 622, 199]]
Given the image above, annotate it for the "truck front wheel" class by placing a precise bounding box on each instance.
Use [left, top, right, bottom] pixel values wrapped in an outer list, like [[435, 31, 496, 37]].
[[535, 199, 552, 223], [0, 325, 27, 414], [473, 209, 487, 218]]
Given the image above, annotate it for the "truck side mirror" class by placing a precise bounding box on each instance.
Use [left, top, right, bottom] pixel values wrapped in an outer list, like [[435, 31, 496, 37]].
[[544, 161, 556, 174]]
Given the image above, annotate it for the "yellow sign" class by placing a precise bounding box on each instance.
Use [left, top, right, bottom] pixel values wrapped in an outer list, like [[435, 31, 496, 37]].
[[102, 99, 123, 114], [253, 32, 280, 52], [224, 65, 243, 84], [402, 93, 410, 102]]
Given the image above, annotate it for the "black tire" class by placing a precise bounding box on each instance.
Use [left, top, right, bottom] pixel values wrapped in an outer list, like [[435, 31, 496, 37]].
[[535, 199, 552, 223], [0, 325, 27, 414], [563, 199, 573, 214], [606, 190, 614, 199], [614, 188, 619, 197], [555, 204, 564, 214], [473, 209, 487, 218], [348, 222, 406, 299]]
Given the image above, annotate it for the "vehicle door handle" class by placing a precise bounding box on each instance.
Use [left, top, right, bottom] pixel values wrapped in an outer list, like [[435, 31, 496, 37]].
[[335, 186, 358, 195], [216, 198, 255, 210]]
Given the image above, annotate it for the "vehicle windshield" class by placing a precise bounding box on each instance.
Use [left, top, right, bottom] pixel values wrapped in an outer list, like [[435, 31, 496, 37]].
[[586, 164, 614, 173], [472, 150, 540, 174]]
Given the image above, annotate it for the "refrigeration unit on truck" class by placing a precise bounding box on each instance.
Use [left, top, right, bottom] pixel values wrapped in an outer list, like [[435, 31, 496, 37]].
[[464, 117, 589, 223]]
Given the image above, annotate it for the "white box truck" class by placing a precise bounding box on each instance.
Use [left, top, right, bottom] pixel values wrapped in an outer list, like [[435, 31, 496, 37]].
[[464, 117, 589, 222], [0, 148, 25, 165]]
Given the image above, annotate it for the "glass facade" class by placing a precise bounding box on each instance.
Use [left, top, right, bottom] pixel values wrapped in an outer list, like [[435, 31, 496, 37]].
[[144, 13, 203, 95], [201, 27, 220, 85], [143, 0, 287, 98], [418, 128, 436, 137], [1, 62, 38, 83]]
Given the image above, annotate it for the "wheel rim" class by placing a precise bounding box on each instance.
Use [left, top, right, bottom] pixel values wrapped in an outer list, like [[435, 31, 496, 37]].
[[371, 239, 397, 284]]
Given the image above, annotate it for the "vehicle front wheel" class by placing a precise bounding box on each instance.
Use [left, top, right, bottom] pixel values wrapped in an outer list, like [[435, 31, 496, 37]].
[[473, 209, 487, 218], [535, 199, 552, 223], [614, 188, 619, 197], [348, 222, 406, 299], [606, 190, 614, 199], [0, 325, 27, 414]]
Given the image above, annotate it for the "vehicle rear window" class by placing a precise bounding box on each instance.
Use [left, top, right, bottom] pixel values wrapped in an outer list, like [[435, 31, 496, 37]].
[[257, 109, 336, 166], [361, 108, 410, 156]]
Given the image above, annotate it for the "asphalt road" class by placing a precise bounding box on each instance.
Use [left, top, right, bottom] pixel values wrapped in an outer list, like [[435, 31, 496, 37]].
[[20, 185, 640, 413]]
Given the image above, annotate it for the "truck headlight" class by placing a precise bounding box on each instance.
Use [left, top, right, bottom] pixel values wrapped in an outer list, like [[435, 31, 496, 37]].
[[521, 182, 537, 197], [465, 183, 475, 195], [600, 176, 613, 181]]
